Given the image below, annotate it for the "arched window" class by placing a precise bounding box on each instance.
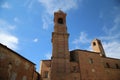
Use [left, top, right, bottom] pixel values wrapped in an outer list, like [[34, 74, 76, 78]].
[[89, 58, 93, 64], [58, 18, 63, 24], [44, 71, 49, 78], [106, 63, 110, 68], [115, 64, 119, 69], [93, 42, 96, 46]]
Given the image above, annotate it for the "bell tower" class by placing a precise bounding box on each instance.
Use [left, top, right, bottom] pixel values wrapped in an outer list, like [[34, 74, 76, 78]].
[[92, 39, 106, 57], [52, 10, 69, 58], [51, 10, 70, 80]]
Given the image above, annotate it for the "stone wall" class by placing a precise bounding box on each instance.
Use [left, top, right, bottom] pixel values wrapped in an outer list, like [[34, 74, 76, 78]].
[[0, 44, 39, 80]]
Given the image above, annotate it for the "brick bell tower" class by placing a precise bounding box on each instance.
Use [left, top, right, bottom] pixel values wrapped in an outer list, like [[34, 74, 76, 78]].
[[51, 10, 70, 80], [92, 39, 106, 57]]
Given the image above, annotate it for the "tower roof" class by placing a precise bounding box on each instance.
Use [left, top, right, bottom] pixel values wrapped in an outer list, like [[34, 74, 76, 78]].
[[92, 38, 101, 42], [57, 9, 64, 13], [54, 9, 66, 14]]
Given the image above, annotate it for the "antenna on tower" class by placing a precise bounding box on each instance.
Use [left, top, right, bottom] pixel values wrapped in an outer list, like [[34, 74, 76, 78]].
[[58, 0, 63, 11], [58, 7, 62, 12], [59, 8, 62, 10]]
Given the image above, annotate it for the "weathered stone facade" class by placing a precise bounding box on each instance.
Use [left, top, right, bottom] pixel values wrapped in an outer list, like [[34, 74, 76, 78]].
[[40, 10, 120, 80], [0, 43, 40, 80]]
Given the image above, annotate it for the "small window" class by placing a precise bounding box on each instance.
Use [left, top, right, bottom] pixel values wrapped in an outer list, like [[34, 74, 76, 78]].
[[89, 58, 93, 64], [58, 18, 63, 24], [115, 64, 119, 69], [44, 71, 49, 78], [93, 42, 96, 46], [70, 53, 77, 62], [106, 63, 110, 68]]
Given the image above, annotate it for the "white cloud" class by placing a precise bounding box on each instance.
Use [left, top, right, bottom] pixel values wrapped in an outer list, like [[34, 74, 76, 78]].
[[1, 2, 11, 9], [38, 0, 80, 15], [33, 38, 38, 42], [101, 14, 120, 41], [38, 0, 81, 30], [14, 17, 20, 23], [0, 19, 19, 50], [0, 32, 18, 50], [0, 19, 16, 31], [24, 0, 35, 9], [72, 32, 91, 50], [84, 13, 120, 59], [72, 13, 120, 59], [28, 0, 34, 9], [72, 32, 90, 44], [99, 14, 120, 58], [45, 53, 51, 59], [42, 14, 52, 30], [103, 41, 120, 58]]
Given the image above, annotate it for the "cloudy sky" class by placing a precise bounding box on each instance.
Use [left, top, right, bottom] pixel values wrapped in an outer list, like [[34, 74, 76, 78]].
[[0, 0, 120, 71]]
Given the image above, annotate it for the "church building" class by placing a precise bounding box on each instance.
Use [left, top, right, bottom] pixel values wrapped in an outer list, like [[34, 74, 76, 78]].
[[40, 10, 120, 80], [0, 10, 120, 80]]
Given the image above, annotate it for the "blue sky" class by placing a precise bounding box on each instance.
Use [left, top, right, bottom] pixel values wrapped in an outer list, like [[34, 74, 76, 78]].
[[0, 0, 120, 72]]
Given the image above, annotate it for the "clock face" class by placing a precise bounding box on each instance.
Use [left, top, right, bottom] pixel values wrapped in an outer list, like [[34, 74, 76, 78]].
[[58, 18, 63, 24]]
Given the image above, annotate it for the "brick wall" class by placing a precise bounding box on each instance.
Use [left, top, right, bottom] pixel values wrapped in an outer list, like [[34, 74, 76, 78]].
[[0, 44, 39, 80]]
